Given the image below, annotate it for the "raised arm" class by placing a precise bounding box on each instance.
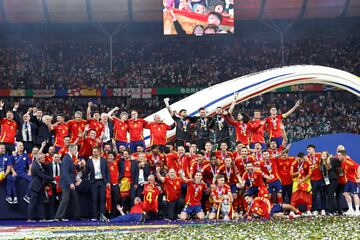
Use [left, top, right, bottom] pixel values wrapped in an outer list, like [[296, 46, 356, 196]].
[[164, 98, 175, 117], [156, 167, 165, 183], [283, 100, 302, 118], [107, 106, 119, 120], [228, 93, 239, 115], [86, 102, 93, 120], [0, 100, 5, 119]]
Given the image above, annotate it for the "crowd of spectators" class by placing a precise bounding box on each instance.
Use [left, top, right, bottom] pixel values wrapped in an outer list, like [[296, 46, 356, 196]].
[[0, 34, 359, 89]]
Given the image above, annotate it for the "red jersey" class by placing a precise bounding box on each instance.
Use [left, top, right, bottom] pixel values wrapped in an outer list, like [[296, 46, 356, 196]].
[[291, 159, 312, 179], [45, 153, 54, 164], [275, 156, 294, 185], [242, 171, 266, 187], [143, 183, 161, 212], [87, 119, 104, 138], [165, 152, 180, 173], [178, 154, 191, 178], [67, 119, 86, 145], [341, 157, 359, 183], [308, 153, 323, 181], [268, 146, 284, 158], [214, 150, 233, 164], [108, 160, 119, 185], [127, 119, 147, 142], [259, 158, 279, 183], [248, 197, 271, 219], [185, 180, 207, 206], [112, 118, 128, 142], [190, 160, 209, 177], [123, 159, 132, 179], [225, 116, 250, 145], [235, 156, 255, 176], [145, 122, 174, 146], [249, 119, 265, 144], [202, 163, 221, 184], [211, 184, 231, 203], [218, 165, 239, 185], [265, 114, 284, 139], [163, 177, 182, 202], [147, 153, 165, 171], [79, 137, 97, 159], [53, 123, 69, 148], [58, 146, 69, 158], [0, 119, 17, 144], [130, 202, 144, 214]]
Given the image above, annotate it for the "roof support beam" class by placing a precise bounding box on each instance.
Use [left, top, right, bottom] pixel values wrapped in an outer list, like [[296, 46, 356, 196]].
[[0, 0, 8, 23], [86, 0, 94, 22], [128, 0, 133, 22], [341, 0, 351, 17], [257, 0, 266, 19], [42, 0, 49, 23]]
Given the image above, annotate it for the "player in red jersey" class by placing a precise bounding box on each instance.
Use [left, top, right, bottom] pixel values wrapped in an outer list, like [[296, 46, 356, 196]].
[[214, 142, 233, 164], [86, 102, 104, 138], [67, 111, 87, 146], [165, 147, 180, 174], [290, 152, 312, 215], [204, 141, 213, 160], [241, 161, 272, 198], [234, 147, 255, 177], [337, 150, 360, 216], [107, 107, 129, 149], [259, 150, 283, 204], [232, 141, 244, 160], [106, 151, 120, 216], [177, 146, 191, 179], [218, 155, 242, 213], [0, 100, 20, 154], [268, 140, 289, 158], [179, 171, 207, 220], [249, 111, 266, 149], [127, 110, 148, 153], [189, 152, 209, 179], [79, 126, 101, 159], [244, 195, 301, 220], [251, 142, 264, 163], [144, 114, 175, 151], [275, 150, 295, 204], [45, 146, 56, 164], [57, 136, 71, 158], [146, 145, 166, 173], [156, 167, 183, 220], [223, 107, 251, 146], [209, 174, 233, 220], [306, 144, 326, 215], [202, 153, 222, 185], [51, 114, 69, 152], [265, 100, 301, 148], [142, 174, 162, 219]]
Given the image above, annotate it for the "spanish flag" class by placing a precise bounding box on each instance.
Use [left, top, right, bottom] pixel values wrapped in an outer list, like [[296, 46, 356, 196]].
[[120, 177, 131, 198]]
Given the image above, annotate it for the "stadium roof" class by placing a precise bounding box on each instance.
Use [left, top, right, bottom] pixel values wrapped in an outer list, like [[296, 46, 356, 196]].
[[0, 0, 359, 23]]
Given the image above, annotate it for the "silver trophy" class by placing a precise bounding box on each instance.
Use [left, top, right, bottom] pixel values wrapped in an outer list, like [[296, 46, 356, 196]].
[[221, 196, 231, 220]]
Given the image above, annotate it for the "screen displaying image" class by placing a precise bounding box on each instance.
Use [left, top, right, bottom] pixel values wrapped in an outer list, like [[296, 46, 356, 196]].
[[163, 0, 234, 35]]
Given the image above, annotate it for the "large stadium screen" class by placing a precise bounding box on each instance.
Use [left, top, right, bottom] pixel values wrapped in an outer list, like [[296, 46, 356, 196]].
[[163, 0, 234, 35]]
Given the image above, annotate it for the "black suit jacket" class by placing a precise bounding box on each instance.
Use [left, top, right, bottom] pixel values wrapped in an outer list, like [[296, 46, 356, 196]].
[[30, 161, 54, 193], [30, 115, 52, 145], [16, 121, 38, 143], [82, 157, 110, 184], [59, 154, 75, 189], [119, 159, 139, 185]]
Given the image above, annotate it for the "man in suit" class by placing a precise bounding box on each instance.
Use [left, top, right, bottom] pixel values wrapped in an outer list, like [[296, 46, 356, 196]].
[[17, 113, 38, 154], [27, 153, 54, 222], [54, 144, 81, 221], [82, 146, 110, 222], [45, 153, 62, 218], [29, 107, 52, 151], [119, 149, 139, 212]]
